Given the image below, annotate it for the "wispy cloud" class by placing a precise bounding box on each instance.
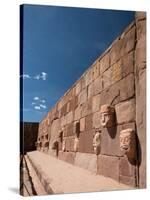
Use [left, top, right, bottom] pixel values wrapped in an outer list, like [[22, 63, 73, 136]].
[[32, 97, 47, 111], [34, 96, 39, 100], [20, 72, 47, 81], [34, 106, 41, 110], [40, 104, 46, 109], [34, 72, 47, 80], [20, 74, 31, 79]]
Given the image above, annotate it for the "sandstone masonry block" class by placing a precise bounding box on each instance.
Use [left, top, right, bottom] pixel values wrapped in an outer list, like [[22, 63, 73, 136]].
[[119, 156, 136, 177], [74, 152, 97, 173], [92, 94, 100, 113], [81, 98, 92, 117], [75, 81, 82, 96], [99, 53, 110, 74], [97, 155, 120, 181], [74, 106, 82, 121], [93, 76, 102, 95], [66, 111, 73, 125], [85, 114, 93, 131], [115, 99, 135, 124], [87, 82, 93, 99], [78, 88, 87, 105], [58, 151, 75, 165], [92, 61, 100, 80], [92, 111, 101, 129], [79, 130, 94, 153], [85, 69, 93, 86]]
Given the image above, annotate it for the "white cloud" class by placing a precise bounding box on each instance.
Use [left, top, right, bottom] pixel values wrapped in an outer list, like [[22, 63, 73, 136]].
[[33, 72, 47, 80], [40, 99, 46, 103], [20, 74, 31, 79], [34, 106, 41, 110], [41, 72, 47, 80], [31, 102, 36, 105], [34, 97, 39, 100], [40, 104, 46, 109]]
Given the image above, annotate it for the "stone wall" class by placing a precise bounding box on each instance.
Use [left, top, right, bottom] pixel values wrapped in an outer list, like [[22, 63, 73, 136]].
[[20, 122, 39, 154], [36, 12, 146, 188]]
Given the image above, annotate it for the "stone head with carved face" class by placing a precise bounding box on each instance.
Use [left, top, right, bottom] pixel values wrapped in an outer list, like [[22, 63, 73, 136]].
[[93, 130, 101, 155], [100, 104, 115, 128], [120, 128, 136, 159]]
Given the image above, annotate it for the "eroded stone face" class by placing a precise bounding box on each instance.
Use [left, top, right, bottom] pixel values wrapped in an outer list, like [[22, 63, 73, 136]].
[[93, 131, 101, 155], [100, 104, 115, 127], [120, 128, 136, 159]]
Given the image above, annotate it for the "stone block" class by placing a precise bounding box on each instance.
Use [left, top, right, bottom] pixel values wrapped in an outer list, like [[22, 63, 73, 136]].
[[78, 88, 87, 105], [66, 111, 73, 125], [121, 51, 134, 78], [60, 103, 67, 117], [111, 60, 122, 84], [115, 99, 135, 125], [92, 111, 101, 129], [102, 67, 112, 90], [81, 98, 92, 117], [74, 106, 82, 121], [120, 73, 135, 102], [74, 152, 97, 173], [58, 151, 75, 165], [68, 96, 78, 112], [110, 27, 135, 65], [85, 114, 93, 131], [65, 137, 74, 152], [80, 117, 85, 132], [99, 53, 110, 74], [78, 130, 94, 153], [92, 61, 100, 80], [66, 123, 73, 137], [119, 175, 136, 187], [93, 76, 102, 95], [75, 81, 82, 96], [97, 155, 120, 181], [87, 82, 94, 99], [85, 69, 93, 86], [60, 115, 66, 127], [119, 156, 136, 177], [101, 125, 122, 157], [92, 94, 100, 113]]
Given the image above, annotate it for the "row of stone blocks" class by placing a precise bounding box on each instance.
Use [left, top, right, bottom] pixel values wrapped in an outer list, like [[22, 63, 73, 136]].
[[48, 151, 137, 187]]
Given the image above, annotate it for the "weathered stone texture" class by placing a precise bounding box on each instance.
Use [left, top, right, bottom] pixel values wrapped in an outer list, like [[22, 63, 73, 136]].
[[92, 111, 101, 129], [115, 99, 135, 125], [97, 155, 120, 181], [110, 26, 135, 65], [99, 53, 110, 74], [58, 151, 75, 164], [92, 94, 100, 113], [93, 76, 102, 95], [79, 130, 94, 153], [74, 152, 97, 173]]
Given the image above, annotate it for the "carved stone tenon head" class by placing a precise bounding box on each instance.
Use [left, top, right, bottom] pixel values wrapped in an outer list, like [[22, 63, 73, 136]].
[[120, 128, 136, 159], [100, 104, 115, 128]]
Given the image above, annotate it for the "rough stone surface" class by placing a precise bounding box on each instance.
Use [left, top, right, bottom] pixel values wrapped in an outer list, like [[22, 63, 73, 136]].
[[58, 151, 75, 164], [97, 155, 120, 181], [115, 99, 135, 125], [92, 111, 101, 129], [79, 130, 94, 153], [93, 76, 102, 96], [74, 152, 97, 173], [99, 53, 110, 74], [78, 88, 87, 105], [92, 94, 101, 113]]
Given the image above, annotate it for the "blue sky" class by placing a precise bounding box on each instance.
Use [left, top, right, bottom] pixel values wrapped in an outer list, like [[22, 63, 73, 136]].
[[21, 4, 134, 122]]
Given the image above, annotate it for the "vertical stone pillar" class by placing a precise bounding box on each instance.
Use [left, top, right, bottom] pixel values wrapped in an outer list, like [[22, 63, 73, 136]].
[[135, 11, 146, 188]]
